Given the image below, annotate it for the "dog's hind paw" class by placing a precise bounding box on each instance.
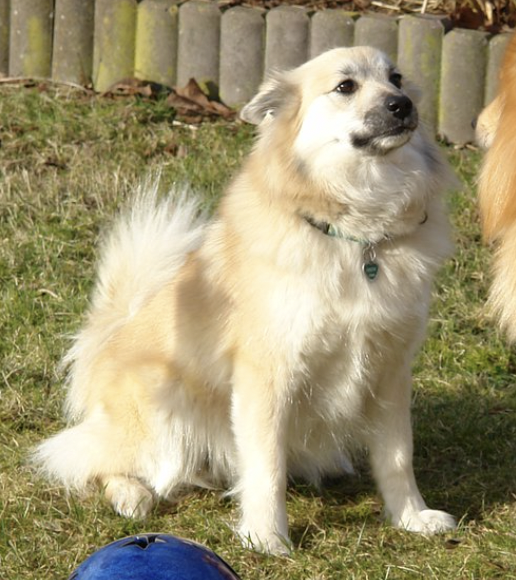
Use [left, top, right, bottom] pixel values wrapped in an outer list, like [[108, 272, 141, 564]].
[[103, 475, 154, 519], [395, 509, 456, 535]]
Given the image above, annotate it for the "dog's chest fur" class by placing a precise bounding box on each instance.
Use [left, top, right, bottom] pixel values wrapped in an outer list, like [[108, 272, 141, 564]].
[[178, 210, 442, 482], [196, 200, 445, 404]]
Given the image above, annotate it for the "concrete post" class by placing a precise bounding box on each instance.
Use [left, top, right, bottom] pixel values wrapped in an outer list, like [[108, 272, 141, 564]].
[[220, 7, 265, 107], [93, 0, 137, 92], [397, 15, 450, 132], [484, 32, 512, 105], [177, 1, 221, 96], [0, 0, 9, 75], [265, 6, 309, 74], [10, 0, 54, 78], [53, 0, 95, 85], [440, 28, 488, 144], [354, 14, 398, 63], [135, 0, 179, 87], [310, 10, 354, 58]]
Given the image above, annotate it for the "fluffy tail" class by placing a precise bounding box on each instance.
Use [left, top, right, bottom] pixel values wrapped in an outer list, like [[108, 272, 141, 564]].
[[32, 182, 207, 488], [91, 181, 205, 333], [64, 181, 206, 419], [32, 410, 131, 491]]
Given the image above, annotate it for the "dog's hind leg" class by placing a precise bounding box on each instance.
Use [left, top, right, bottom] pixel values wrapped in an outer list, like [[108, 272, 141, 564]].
[[102, 474, 155, 518], [33, 406, 158, 518]]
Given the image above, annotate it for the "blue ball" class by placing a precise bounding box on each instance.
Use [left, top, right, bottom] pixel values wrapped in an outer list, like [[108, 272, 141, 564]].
[[68, 533, 242, 580]]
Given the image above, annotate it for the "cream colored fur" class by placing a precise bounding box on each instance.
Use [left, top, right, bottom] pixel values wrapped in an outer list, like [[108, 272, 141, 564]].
[[34, 47, 456, 554], [476, 33, 516, 341]]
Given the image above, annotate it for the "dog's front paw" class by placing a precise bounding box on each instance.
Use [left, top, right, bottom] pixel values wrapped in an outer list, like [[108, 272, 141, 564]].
[[395, 509, 456, 535], [237, 525, 292, 556]]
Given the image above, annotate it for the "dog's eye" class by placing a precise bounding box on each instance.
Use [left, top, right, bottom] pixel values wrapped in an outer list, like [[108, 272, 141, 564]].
[[335, 80, 357, 95], [389, 73, 402, 89]]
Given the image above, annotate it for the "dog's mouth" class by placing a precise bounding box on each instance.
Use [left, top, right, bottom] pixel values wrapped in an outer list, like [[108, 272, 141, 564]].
[[351, 98, 419, 155], [351, 122, 417, 154], [352, 123, 415, 148]]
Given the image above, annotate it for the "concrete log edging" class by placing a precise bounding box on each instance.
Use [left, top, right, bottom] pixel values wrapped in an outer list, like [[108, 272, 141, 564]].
[[220, 6, 265, 108], [397, 15, 450, 134], [53, 0, 95, 86], [310, 10, 354, 59], [9, 0, 54, 78], [0, 0, 9, 76], [354, 14, 398, 63], [440, 28, 488, 145], [265, 6, 310, 75], [177, 0, 221, 97], [135, 0, 179, 88], [93, 0, 137, 93], [4, 0, 513, 145], [484, 32, 513, 105]]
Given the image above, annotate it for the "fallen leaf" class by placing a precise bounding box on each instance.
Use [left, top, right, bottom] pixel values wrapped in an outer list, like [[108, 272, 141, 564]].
[[167, 78, 235, 122]]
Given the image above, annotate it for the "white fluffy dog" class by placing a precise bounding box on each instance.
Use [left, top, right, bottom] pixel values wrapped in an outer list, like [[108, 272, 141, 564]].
[[35, 46, 456, 554]]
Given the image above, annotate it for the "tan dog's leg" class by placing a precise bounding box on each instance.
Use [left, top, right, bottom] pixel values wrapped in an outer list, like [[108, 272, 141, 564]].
[[231, 360, 291, 555], [365, 366, 456, 534]]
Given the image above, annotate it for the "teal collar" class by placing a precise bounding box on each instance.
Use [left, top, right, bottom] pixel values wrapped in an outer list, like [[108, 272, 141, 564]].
[[304, 215, 383, 281], [303, 213, 428, 282], [303, 212, 427, 242], [304, 215, 373, 244]]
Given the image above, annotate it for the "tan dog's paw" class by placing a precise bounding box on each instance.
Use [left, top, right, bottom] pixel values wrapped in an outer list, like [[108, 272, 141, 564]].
[[237, 525, 292, 556], [395, 509, 456, 535]]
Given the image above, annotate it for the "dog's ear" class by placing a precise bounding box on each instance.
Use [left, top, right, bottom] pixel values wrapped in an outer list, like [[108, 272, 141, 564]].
[[240, 73, 292, 125]]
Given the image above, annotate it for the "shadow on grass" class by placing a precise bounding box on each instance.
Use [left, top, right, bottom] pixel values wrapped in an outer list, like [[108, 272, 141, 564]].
[[284, 383, 516, 549], [413, 387, 516, 521]]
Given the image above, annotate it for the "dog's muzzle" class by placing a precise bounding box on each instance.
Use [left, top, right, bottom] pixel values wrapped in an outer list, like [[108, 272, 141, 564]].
[[351, 94, 418, 154]]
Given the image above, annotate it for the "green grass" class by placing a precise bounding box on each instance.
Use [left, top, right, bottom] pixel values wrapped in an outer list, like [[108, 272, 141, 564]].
[[1, 85, 516, 579]]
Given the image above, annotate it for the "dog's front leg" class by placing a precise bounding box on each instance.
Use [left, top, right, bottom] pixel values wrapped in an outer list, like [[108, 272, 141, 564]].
[[231, 360, 291, 555], [365, 366, 456, 534]]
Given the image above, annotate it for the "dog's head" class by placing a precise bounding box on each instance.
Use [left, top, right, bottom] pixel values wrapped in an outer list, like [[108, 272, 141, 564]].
[[239, 47, 447, 241], [241, 46, 420, 159]]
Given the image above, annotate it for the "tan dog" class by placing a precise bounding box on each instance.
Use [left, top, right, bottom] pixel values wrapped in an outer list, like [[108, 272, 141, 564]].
[[476, 33, 516, 340], [35, 47, 456, 554]]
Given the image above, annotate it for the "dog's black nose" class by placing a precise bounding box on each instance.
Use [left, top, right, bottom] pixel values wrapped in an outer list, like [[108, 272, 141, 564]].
[[386, 95, 413, 120]]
